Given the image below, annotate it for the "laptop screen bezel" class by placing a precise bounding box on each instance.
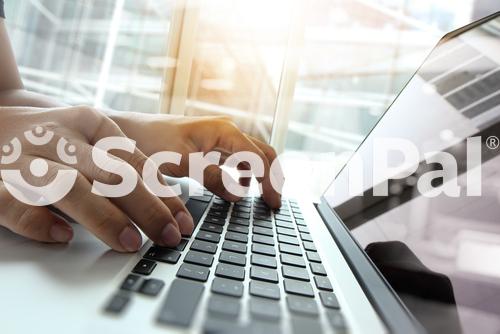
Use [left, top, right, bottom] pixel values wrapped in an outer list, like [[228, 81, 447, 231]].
[[316, 11, 500, 334]]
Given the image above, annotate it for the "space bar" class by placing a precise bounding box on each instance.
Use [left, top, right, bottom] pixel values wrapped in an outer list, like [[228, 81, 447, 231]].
[[157, 278, 205, 327]]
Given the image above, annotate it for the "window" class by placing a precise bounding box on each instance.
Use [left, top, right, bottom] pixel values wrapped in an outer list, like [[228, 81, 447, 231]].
[[284, 0, 496, 154], [5, 0, 173, 112], [5, 0, 500, 154]]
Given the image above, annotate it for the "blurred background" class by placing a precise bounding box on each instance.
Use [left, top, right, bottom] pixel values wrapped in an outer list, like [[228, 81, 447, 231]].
[[3, 0, 500, 161]]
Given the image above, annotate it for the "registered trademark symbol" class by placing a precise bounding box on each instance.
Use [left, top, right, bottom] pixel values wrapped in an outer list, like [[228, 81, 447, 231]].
[[486, 136, 499, 149]]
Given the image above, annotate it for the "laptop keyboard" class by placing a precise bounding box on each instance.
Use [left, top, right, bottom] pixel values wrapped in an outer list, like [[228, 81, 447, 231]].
[[105, 191, 348, 333]]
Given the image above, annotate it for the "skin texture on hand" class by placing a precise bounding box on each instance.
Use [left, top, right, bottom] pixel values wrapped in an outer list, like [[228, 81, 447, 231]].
[[111, 113, 284, 209], [0, 105, 283, 252], [0, 105, 194, 252]]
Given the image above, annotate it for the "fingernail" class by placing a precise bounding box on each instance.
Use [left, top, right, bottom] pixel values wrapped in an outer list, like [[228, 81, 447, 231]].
[[175, 211, 194, 236], [50, 224, 73, 243], [161, 223, 181, 246], [119, 226, 141, 252]]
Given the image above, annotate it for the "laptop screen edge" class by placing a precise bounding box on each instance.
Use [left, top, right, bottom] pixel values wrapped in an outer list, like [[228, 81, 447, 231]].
[[316, 11, 500, 334]]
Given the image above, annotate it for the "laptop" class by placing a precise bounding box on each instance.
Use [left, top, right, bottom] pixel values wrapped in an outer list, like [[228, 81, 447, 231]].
[[2, 12, 500, 334]]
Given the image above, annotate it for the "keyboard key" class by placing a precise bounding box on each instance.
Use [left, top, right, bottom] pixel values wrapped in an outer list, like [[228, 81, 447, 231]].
[[204, 216, 226, 225], [229, 217, 250, 226], [275, 214, 292, 222], [176, 239, 189, 251], [251, 254, 277, 269], [120, 274, 143, 291], [275, 220, 294, 229], [153, 239, 189, 252], [252, 234, 274, 246], [219, 251, 246, 266], [284, 279, 314, 297], [211, 277, 244, 297], [250, 266, 279, 283], [191, 240, 217, 254], [294, 213, 304, 220], [177, 263, 210, 282], [278, 235, 299, 246], [291, 316, 323, 334], [306, 251, 321, 263], [277, 226, 296, 237], [314, 276, 333, 291], [275, 208, 290, 215], [211, 203, 230, 212], [253, 226, 273, 237], [254, 206, 270, 214], [280, 253, 306, 268], [249, 280, 280, 300], [297, 225, 309, 233], [320, 292, 340, 309], [196, 231, 221, 243], [303, 241, 317, 252], [139, 278, 165, 296], [310, 263, 327, 276], [254, 198, 268, 205], [287, 296, 319, 316], [295, 218, 306, 226], [249, 298, 281, 320], [222, 240, 247, 254], [215, 263, 245, 281], [144, 247, 181, 264], [233, 205, 251, 213], [207, 295, 241, 318], [279, 243, 302, 256], [213, 197, 230, 206], [254, 199, 268, 207], [275, 209, 291, 216], [104, 293, 130, 314], [200, 223, 223, 234], [227, 224, 249, 234], [300, 233, 313, 242], [157, 278, 204, 327], [234, 201, 252, 209], [282, 265, 310, 281], [184, 250, 214, 267], [254, 213, 272, 221], [208, 209, 228, 219], [252, 243, 276, 256], [232, 211, 250, 219], [190, 194, 212, 203], [326, 310, 347, 330], [236, 198, 252, 205], [253, 220, 273, 229], [225, 231, 248, 243], [132, 259, 156, 275]]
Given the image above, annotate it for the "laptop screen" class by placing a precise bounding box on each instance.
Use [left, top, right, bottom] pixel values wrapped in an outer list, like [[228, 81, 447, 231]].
[[324, 14, 500, 334]]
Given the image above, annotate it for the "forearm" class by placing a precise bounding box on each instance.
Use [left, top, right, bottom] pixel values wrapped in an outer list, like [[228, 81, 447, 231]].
[[0, 88, 175, 152], [0, 89, 68, 108], [0, 89, 127, 125]]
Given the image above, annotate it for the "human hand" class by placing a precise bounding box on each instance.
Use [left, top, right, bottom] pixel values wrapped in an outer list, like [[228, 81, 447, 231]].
[[113, 113, 284, 208], [0, 106, 193, 252]]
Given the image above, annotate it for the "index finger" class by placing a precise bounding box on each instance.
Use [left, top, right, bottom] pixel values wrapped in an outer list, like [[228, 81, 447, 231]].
[[219, 127, 281, 208], [247, 135, 285, 195]]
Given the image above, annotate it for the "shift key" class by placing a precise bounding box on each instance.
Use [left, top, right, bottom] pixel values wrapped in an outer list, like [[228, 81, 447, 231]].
[[157, 279, 205, 327]]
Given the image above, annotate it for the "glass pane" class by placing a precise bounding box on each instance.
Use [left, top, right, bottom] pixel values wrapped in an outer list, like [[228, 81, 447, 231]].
[[184, 0, 291, 142], [285, 0, 500, 154], [5, 0, 173, 113]]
